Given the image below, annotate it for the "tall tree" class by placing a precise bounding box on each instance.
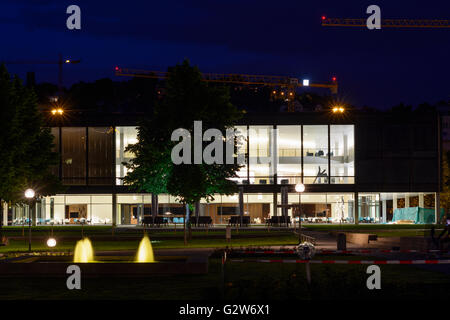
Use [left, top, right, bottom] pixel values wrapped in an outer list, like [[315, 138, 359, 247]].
[[125, 60, 243, 242], [0, 65, 60, 237]]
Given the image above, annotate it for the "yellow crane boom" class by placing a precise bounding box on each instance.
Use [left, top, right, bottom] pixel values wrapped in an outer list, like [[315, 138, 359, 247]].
[[114, 67, 338, 112], [321, 17, 450, 28]]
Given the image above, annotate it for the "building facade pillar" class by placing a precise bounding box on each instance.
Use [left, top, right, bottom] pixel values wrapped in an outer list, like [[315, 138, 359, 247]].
[[238, 187, 244, 226], [112, 193, 117, 226], [393, 194, 397, 212], [281, 186, 288, 220], [382, 200, 387, 224], [151, 193, 158, 218], [419, 193, 424, 208], [273, 192, 278, 217], [354, 192, 359, 224], [405, 194, 410, 208], [435, 193, 441, 224]]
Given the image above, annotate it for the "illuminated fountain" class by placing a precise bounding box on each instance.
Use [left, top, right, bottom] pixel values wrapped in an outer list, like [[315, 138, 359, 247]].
[[0, 234, 207, 276], [73, 238, 94, 263], [135, 235, 155, 263]]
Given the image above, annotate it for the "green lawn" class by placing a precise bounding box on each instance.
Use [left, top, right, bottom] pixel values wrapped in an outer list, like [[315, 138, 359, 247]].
[[1, 226, 292, 237], [0, 234, 299, 254]]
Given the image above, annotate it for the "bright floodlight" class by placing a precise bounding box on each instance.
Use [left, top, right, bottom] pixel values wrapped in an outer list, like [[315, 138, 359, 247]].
[[51, 108, 64, 115], [47, 238, 57, 247], [295, 183, 305, 193], [303, 79, 310, 86], [24, 189, 35, 199], [333, 106, 344, 113]]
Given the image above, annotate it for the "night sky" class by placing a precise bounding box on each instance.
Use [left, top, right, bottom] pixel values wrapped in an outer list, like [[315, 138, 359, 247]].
[[1, 0, 449, 110]]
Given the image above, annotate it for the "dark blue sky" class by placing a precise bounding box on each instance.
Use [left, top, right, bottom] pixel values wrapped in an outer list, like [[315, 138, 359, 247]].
[[1, 0, 449, 109]]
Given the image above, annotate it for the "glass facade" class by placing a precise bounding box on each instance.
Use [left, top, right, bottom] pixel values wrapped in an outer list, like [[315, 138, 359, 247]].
[[61, 127, 86, 185], [231, 126, 248, 184], [249, 126, 274, 184], [303, 125, 328, 184], [277, 126, 301, 184], [115, 126, 138, 185], [4, 191, 440, 226], [330, 125, 355, 184], [3, 120, 439, 226], [52, 124, 355, 186], [88, 127, 113, 185]]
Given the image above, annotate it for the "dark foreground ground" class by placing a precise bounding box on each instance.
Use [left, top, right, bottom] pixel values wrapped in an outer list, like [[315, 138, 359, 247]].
[[1, 257, 449, 300], [0, 225, 449, 300]]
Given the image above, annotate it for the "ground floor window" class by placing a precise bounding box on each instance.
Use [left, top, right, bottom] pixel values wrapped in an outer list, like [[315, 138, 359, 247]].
[[5, 192, 441, 226]]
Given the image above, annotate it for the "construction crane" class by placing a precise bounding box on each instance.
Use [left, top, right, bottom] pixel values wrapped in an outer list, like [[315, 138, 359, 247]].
[[2, 54, 81, 93], [114, 67, 338, 112], [321, 16, 450, 28]]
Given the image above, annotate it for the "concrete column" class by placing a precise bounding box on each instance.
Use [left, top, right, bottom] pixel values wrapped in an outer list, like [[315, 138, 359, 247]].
[[281, 186, 288, 219], [270, 127, 277, 182], [239, 186, 244, 226], [393, 194, 397, 212], [273, 192, 278, 216], [112, 193, 117, 226], [119, 131, 124, 181], [405, 194, 410, 208], [435, 193, 441, 224], [354, 192, 359, 224], [419, 193, 424, 208], [151, 193, 158, 218], [382, 200, 387, 223], [137, 203, 143, 224]]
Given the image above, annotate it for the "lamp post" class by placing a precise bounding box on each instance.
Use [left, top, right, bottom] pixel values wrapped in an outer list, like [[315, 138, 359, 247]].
[[24, 189, 35, 252], [295, 183, 305, 237]]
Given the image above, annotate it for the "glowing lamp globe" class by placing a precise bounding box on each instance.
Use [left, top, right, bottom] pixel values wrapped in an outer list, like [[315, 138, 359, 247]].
[[47, 238, 57, 248], [295, 183, 305, 193], [24, 189, 35, 199]]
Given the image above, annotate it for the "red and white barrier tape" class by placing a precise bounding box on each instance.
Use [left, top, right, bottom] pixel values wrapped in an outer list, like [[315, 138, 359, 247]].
[[229, 259, 450, 264], [233, 249, 449, 254]]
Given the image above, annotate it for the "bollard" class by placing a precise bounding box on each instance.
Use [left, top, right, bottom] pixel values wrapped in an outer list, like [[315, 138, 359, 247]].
[[337, 232, 347, 251]]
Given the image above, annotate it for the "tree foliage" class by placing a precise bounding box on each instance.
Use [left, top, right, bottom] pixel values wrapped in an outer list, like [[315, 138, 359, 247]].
[[124, 60, 243, 206], [0, 64, 61, 204]]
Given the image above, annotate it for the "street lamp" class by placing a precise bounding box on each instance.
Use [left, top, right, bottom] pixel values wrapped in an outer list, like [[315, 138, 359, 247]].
[[24, 189, 35, 199], [295, 183, 305, 236], [47, 238, 57, 248], [295, 183, 305, 193], [24, 189, 35, 252]]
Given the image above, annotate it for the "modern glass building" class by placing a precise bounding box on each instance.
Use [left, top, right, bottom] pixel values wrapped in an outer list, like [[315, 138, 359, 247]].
[[4, 111, 442, 226]]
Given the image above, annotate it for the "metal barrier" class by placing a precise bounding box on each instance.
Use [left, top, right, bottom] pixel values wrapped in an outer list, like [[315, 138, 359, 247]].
[[299, 233, 316, 245]]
